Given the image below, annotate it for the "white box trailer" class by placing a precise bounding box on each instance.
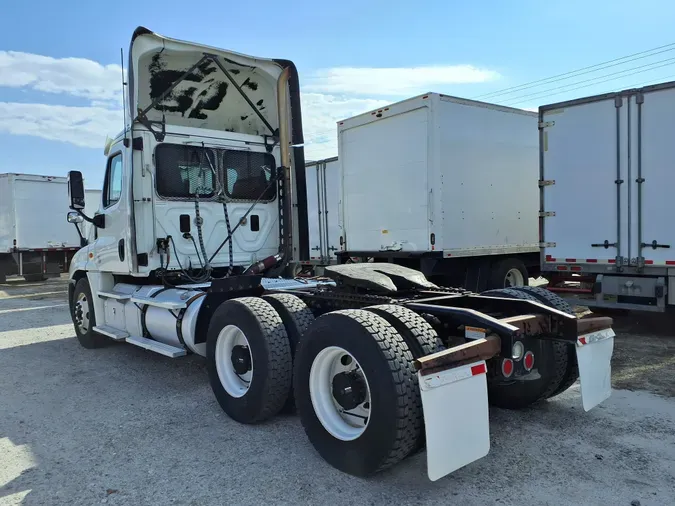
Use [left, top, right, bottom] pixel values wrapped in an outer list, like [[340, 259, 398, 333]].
[[539, 80, 675, 311], [337, 93, 541, 290], [0, 173, 100, 282], [302, 157, 341, 268]]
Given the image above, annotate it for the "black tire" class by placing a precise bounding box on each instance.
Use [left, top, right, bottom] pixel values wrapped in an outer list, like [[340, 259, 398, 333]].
[[363, 304, 444, 451], [293, 309, 422, 477], [508, 286, 579, 399], [261, 293, 315, 411], [71, 277, 108, 349], [364, 304, 444, 359], [489, 257, 529, 289], [206, 297, 292, 424], [481, 288, 568, 409], [509, 285, 574, 314]]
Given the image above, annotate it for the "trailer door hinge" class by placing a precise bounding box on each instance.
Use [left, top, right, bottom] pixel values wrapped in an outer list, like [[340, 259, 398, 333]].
[[539, 211, 555, 217], [539, 242, 556, 248], [538, 179, 555, 187], [538, 121, 555, 129]]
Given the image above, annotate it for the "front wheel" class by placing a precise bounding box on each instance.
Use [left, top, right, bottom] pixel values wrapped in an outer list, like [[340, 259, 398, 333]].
[[71, 277, 108, 349], [293, 310, 421, 477]]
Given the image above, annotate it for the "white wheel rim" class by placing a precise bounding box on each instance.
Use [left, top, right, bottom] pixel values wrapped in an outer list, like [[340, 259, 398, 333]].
[[215, 325, 253, 398], [309, 346, 371, 441], [74, 292, 90, 333], [504, 268, 525, 287]]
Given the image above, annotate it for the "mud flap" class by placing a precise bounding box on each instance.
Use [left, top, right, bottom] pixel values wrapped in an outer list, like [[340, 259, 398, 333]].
[[575, 328, 615, 411], [419, 360, 490, 481]]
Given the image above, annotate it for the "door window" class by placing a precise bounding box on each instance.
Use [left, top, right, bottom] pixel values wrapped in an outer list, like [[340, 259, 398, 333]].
[[103, 153, 123, 208]]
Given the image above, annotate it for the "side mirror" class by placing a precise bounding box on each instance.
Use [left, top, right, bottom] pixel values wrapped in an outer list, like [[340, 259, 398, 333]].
[[67, 211, 84, 224], [67, 170, 86, 210]]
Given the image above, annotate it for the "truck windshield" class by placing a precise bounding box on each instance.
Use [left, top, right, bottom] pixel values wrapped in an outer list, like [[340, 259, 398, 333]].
[[155, 144, 276, 202]]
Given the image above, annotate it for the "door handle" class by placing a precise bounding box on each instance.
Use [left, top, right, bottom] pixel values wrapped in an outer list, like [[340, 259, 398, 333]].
[[118, 239, 125, 261]]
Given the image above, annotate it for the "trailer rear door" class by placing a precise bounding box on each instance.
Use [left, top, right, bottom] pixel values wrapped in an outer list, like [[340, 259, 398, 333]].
[[633, 85, 675, 265], [339, 104, 430, 253], [14, 178, 80, 249], [540, 97, 629, 264]]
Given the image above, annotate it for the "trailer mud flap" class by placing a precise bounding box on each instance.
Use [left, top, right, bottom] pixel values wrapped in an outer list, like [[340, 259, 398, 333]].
[[576, 328, 615, 411], [419, 360, 490, 481]]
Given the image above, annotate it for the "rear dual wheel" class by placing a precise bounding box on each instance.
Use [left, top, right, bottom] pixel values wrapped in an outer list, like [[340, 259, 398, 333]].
[[207, 294, 315, 423], [293, 310, 423, 477], [206, 297, 293, 424], [481, 287, 577, 409]]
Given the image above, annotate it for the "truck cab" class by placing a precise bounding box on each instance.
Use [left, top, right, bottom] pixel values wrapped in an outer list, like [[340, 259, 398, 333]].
[[68, 26, 307, 303]]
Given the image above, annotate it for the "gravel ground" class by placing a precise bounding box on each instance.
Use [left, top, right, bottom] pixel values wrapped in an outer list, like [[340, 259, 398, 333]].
[[1, 277, 674, 506]]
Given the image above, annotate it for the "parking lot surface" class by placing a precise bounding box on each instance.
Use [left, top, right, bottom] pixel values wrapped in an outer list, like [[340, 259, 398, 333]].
[[1, 277, 674, 506]]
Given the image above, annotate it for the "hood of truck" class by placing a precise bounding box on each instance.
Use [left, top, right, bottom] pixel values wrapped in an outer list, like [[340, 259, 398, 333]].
[[128, 27, 284, 136]]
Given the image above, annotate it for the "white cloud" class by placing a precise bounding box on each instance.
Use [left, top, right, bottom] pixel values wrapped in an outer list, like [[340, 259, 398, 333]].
[[304, 65, 500, 96], [0, 102, 122, 148], [0, 51, 500, 157], [0, 51, 123, 104], [300, 93, 390, 160]]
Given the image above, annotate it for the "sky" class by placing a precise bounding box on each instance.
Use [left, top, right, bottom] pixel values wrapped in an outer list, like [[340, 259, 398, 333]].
[[2, 0, 675, 189]]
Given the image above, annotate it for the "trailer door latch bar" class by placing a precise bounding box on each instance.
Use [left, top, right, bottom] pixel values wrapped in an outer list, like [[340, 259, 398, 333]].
[[641, 240, 670, 250], [591, 240, 617, 249]]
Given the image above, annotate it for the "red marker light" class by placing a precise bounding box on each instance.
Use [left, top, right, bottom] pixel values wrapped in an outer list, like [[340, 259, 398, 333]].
[[501, 359, 514, 378], [523, 352, 535, 371]]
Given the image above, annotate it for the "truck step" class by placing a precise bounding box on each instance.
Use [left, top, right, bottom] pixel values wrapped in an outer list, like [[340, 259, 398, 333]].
[[93, 325, 129, 341], [129, 295, 187, 310], [97, 291, 132, 301], [125, 335, 187, 358]]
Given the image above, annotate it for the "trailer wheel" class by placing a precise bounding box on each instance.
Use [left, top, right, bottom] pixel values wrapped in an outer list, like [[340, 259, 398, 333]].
[[480, 288, 568, 409], [71, 277, 108, 349], [489, 257, 529, 289], [293, 310, 421, 476], [508, 286, 579, 399], [261, 293, 315, 411], [206, 297, 292, 424]]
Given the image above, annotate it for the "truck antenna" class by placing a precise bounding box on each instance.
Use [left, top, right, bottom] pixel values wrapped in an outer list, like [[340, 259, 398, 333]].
[[120, 48, 128, 142]]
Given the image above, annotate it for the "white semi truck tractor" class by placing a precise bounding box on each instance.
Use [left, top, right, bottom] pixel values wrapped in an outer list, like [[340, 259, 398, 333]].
[[66, 27, 616, 481]]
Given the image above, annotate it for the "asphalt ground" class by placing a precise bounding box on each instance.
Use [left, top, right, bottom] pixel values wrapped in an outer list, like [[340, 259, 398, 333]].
[[1, 276, 673, 505]]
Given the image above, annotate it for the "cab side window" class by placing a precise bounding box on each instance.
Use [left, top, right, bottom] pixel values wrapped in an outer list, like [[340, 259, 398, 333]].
[[103, 153, 123, 208]]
